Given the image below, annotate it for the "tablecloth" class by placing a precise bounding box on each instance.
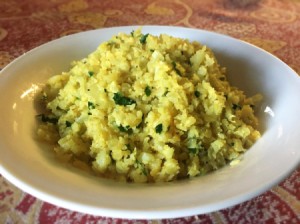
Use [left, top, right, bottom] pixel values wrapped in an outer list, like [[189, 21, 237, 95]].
[[0, 0, 299, 223]]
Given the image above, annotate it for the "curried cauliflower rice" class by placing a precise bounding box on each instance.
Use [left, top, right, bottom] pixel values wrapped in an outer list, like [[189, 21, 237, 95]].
[[37, 29, 262, 183]]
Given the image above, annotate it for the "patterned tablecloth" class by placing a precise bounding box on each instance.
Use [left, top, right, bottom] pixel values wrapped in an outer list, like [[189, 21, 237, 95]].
[[0, 0, 299, 223]]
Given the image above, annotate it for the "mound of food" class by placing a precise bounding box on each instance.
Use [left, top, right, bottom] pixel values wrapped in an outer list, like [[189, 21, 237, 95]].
[[37, 29, 262, 183]]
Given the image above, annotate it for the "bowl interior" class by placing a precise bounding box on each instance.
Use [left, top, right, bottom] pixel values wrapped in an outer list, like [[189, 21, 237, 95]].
[[0, 26, 299, 219]]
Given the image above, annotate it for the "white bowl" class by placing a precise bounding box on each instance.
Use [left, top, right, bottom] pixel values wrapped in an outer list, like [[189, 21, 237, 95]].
[[0, 26, 299, 219]]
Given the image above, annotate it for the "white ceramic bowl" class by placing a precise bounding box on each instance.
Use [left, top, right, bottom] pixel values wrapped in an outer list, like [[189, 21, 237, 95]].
[[0, 26, 299, 219]]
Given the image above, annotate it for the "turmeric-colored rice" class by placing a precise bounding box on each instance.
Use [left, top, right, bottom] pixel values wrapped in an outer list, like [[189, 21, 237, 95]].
[[37, 29, 261, 183]]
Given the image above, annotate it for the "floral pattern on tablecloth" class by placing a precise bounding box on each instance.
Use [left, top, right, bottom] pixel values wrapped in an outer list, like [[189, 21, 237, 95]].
[[0, 0, 299, 223]]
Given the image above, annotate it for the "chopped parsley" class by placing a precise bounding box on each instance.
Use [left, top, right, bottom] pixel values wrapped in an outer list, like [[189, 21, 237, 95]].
[[113, 92, 136, 106], [136, 160, 148, 176], [155, 123, 163, 134], [130, 30, 134, 37], [88, 101, 95, 109], [140, 33, 149, 44], [145, 86, 151, 96], [118, 125, 133, 134], [88, 71, 94, 77], [188, 148, 198, 154], [65, 121, 72, 127], [194, 90, 200, 97]]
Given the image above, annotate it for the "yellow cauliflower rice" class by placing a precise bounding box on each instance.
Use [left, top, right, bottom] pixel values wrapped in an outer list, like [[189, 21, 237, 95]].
[[37, 29, 262, 183]]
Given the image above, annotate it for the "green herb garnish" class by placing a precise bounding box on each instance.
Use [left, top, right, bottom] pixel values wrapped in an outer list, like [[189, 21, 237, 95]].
[[136, 160, 148, 176], [140, 33, 149, 44], [188, 148, 198, 154], [65, 121, 72, 127], [155, 123, 163, 134], [113, 92, 136, 106], [118, 125, 133, 134], [88, 71, 94, 77], [88, 101, 95, 109], [145, 86, 151, 96], [194, 90, 200, 97]]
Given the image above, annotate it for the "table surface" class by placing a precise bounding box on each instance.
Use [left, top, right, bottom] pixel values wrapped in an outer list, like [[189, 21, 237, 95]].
[[0, 0, 299, 223]]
